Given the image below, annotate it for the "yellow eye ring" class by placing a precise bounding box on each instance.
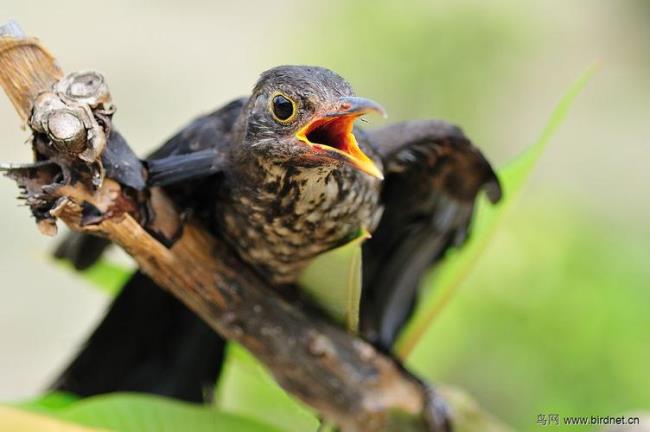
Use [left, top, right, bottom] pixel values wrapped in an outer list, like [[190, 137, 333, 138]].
[[269, 92, 297, 123]]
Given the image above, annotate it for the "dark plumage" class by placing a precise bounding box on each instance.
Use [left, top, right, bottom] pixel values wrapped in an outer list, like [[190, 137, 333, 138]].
[[50, 271, 225, 401], [54, 65, 500, 401]]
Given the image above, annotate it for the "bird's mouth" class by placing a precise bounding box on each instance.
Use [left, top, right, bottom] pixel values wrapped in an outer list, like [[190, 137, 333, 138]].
[[295, 96, 385, 179]]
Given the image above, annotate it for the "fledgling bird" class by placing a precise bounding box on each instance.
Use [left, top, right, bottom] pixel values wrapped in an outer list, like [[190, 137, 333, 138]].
[[53, 65, 501, 402]]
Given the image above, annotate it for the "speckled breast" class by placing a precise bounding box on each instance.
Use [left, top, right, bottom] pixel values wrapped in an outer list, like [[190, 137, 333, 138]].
[[220, 163, 383, 285]]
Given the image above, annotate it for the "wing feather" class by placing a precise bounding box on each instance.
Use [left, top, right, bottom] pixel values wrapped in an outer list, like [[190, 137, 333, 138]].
[[361, 120, 501, 350]]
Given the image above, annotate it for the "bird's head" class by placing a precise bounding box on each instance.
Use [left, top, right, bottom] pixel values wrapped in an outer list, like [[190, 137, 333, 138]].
[[237, 65, 385, 179]]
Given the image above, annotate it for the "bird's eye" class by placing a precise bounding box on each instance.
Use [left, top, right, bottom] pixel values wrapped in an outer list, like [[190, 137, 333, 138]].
[[270, 93, 296, 123]]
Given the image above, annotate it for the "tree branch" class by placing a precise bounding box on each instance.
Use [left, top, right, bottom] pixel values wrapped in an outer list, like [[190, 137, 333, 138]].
[[0, 22, 448, 432]]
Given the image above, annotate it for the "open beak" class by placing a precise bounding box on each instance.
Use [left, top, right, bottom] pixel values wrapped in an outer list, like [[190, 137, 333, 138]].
[[295, 96, 386, 179]]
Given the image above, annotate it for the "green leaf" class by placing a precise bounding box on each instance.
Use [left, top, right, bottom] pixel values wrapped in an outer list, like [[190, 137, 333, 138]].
[[11, 390, 286, 431], [395, 64, 598, 358], [215, 344, 320, 432], [299, 228, 370, 332], [40, 393, 283, 432], [13, 392, 79, 414], [55, 259, 132, 296]]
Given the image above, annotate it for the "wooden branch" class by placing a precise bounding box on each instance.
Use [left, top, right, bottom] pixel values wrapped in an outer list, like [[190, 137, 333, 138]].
[[0, 22, 449, 432], [0, 20, 62, 120]]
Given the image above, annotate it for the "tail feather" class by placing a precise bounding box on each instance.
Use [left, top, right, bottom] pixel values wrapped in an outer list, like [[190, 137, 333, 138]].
[[52, 271, 226, 402]]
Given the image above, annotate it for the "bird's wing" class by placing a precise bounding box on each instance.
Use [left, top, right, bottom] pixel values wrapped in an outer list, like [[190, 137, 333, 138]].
[[146, 149, 227, 187], [54, 98, 246, 269], [360, 120, 501, 350], [148, 98, 245, 159], [145, 97, 245, 186]]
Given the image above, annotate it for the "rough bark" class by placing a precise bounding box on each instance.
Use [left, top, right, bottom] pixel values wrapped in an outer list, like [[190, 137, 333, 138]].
[[0, 21, 448, 432]]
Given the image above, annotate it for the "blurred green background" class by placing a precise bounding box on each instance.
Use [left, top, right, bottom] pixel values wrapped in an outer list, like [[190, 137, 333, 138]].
[[0, 1, 648, 430]]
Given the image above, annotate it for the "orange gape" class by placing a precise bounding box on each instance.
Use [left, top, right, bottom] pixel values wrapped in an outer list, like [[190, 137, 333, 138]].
[[296, 114, 384, 179]]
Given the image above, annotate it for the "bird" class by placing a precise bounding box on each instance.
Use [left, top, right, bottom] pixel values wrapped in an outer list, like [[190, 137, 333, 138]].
[[52, 65, 501, 403]]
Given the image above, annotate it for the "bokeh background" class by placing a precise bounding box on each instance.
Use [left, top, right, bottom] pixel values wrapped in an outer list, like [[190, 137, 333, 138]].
[[0, 1, 648, 430]]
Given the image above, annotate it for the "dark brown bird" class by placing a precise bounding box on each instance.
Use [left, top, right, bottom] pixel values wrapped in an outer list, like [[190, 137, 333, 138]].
[[54, 65, 501, 402]]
